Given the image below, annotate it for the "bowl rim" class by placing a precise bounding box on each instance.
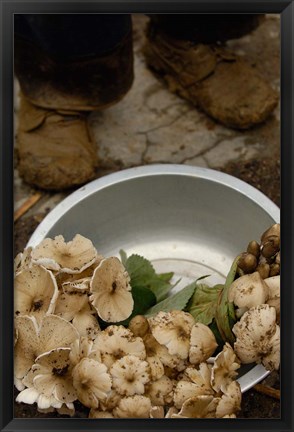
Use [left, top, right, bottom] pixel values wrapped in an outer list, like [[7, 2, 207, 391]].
[[28, 164, 280, 248]]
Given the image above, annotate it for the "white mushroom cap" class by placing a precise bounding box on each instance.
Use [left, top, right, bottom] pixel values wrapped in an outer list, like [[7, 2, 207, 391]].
[[14, 247, 33, 275], [228, 272, 269, 309], [148, 310, 195, 360], [143, 333, 186, 371], [31, 234, 97, 274], [92, 325, 146, 369], [16, 388, 63, 410], [99, 390, 121, 412], [14, 265, 59, 323], [172, 395, 219, 418], [145, 375, 174, 406], [109, 355, 150, 396], [89, 257, 134, 322], [69, 337, 95, 366], [146, 355, 165, 381], [189, 322, 218, 364], [216, 381, 242, 418], [232, 304, 280, 371], [113, 395, 152, 418], [72, 358, 112, 408], [14, 316, 39, 388], [54, 290, 100, 339], [32, 348, 77, 404], [38, 315, 80, 354], [174, 363, 213, 409], [265, 276, 280, 321], [62, 277, 91, 294], [211, 343, 240, 393]]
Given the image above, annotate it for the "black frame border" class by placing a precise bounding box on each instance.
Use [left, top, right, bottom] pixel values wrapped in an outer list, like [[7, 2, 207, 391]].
[[1, 1, 293, 431]]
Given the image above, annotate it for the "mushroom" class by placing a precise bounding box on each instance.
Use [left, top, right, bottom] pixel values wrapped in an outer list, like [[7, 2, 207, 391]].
[[14, 316, 39, 390], [14, 314, 79, 388], [99, 390, 121, 412], [109, 355, 150, 396], [69, 337, 96, 367], [171, 395, 219, 418], [150, 406, 165, 418], [232, 304, 280, 371], [89, 257, 134, 322], [89, 409, 114, 418], [92, 325, 146, 369], [264, 276, 280, 322], [174, 363, 213, 409], [189, 322, 218, 365], [143, 333, 186, 372], [113, 395, 152, 418], [148, 310, 195, 360], [145, 375, 174, 406], [54, 291, 100, 339], [228, 272, 269, 310], [32, 347, 77, 405], [215, 381, 242, 418], [211, 343, 240, 393], [14, 247, 33, 275], [31, 234, 97, 274], [14, 265, 59, 323], [72, 358, 112, 408], [146, 355, 165, 381], [128, 315, 150, 337], [165, 406, 179, 418], [16, 388, 63, 411], [261, 223, 280, 242]]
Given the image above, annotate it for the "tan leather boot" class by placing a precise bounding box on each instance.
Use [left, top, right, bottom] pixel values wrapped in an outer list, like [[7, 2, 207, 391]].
[[16, 95, 98, 190], [144, 25, 278, 130]]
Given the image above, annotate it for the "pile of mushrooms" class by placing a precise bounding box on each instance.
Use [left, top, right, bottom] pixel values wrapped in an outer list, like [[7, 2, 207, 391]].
[[14, 226, 280, 418]]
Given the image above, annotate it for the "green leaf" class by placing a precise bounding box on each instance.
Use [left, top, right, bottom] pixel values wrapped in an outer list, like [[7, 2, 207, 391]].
[[187, 283, 223, 325], [121, 252, 174, 302], [215, 256, 239, 345], [144, 281, 197, 317], [119, 249, 128, 267]]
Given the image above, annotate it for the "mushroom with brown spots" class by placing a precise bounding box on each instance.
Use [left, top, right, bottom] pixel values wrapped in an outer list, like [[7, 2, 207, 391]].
[[145, 375, 174, 406], [173, 363, 213, 409], [215, 381, 242, 418], [264, 275, 280, 323], [14, 314, 79, 389], [189, 322, 218, 365], [72, 357, 112, 408], [232, 304, 280, 371], [113, 395, 152, 418], [109, 355, 150, 396], [31, 234, 98, 274], [92, 325, 146, 369], [14, 265, 59, 324], [228, 272, 269, 313], [210, 343, 240, 393], [148, 310, 195, 360], [89, 257, 134, 322], [171, 395, 219, 418]]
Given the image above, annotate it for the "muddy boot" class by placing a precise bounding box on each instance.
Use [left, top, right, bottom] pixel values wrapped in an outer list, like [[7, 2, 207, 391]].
[[144, 23, 278, 130], [14, 15, 134, 190], [16, 94, 98, 190]]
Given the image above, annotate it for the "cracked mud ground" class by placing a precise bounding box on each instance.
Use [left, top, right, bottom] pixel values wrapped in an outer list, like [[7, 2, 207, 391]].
[[14, 14, 280, 418]]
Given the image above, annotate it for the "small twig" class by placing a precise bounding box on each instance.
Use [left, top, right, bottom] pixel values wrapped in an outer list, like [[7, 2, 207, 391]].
[[14, 192, 43, 222], [254, 384, 280, 400]]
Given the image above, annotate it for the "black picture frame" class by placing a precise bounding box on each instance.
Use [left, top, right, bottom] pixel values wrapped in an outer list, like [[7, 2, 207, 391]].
[[1, 1, 293, 431]]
